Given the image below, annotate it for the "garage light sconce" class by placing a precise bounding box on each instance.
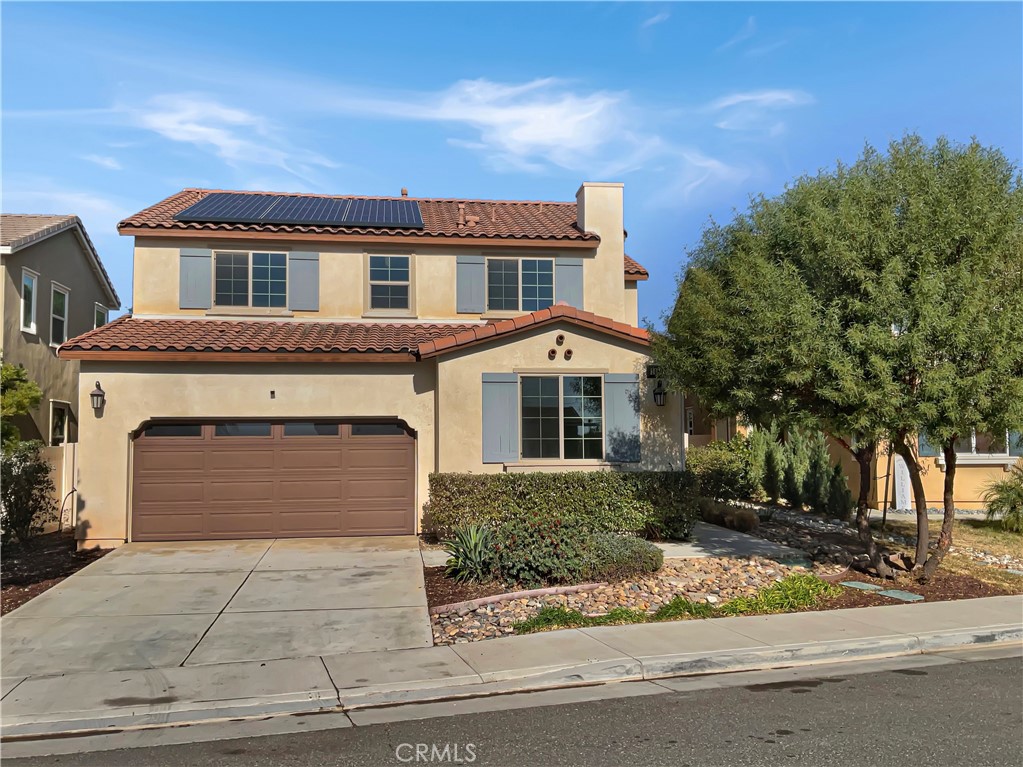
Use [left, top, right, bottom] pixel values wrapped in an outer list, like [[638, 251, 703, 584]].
[[652, 380, 667, 407], [90, 382, 106, 413]]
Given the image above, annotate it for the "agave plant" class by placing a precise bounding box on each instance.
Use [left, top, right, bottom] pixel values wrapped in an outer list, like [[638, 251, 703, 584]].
[[443, 524, 495, 583], [984, 464, 1023, 534]]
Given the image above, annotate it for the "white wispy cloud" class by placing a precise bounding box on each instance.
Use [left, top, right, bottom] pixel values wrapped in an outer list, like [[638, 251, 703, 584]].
[[641, 12, 670, 29], [132, 93, 337, 184], [707, 89, 814, 136], [717, 16, 756, 51], [82, 154, 122, 170]]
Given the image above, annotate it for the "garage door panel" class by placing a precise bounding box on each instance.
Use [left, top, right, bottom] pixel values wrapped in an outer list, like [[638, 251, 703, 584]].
[[132, 421, 414, 541], [207, 449, 276, 472]]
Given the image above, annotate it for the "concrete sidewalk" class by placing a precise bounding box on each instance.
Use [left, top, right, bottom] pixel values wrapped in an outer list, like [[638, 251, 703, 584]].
[[2, 594, 1020, 739]]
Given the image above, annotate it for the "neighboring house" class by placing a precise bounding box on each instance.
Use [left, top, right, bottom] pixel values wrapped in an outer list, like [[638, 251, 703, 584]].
[[59, 183, 683, 548], [1, 214, 121, 446]]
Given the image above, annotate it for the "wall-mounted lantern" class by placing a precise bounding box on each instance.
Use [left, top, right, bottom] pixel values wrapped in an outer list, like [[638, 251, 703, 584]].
[[90, 381, 106, 413], [652, 380, 667, 407]]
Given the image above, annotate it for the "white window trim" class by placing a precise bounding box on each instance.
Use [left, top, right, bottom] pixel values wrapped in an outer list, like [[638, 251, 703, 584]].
[[518, 374, 605, 462], [212, 250, 289, 310], [364, 252, 415, 318], [20, 267, 38, 334], [94, 303, 108, 329], [49, 282, 70, 348], [49, 399, 72, 447], [931, 428, 1022, 471], [485, 256, 556, 313]]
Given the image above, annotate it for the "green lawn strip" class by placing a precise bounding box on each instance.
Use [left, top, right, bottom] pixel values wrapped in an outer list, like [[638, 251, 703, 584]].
[[513, 574, 843, 634]]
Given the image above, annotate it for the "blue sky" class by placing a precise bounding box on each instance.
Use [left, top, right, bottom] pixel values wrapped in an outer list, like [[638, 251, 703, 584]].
[[3, 2, 1020, 323]]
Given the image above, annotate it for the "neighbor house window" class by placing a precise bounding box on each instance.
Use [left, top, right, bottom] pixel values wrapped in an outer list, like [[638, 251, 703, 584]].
[[50, 284, 69, 346], [214, 251, 287, 307], [919, 429, 1023, 458], [50, 402, 69, 446], [685, 408, 695, 435], [487, 258, 554, 312], [520, 375, 603, 460], [368, 255, 410, 310], [21, 269, 38, 333], [94, 304, 108, 329]]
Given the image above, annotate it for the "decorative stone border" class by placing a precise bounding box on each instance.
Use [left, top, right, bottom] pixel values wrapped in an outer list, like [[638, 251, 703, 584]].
[[429, 582, 608, 616]]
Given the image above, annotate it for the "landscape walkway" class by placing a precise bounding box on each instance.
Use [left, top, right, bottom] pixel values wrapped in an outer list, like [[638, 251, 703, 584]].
[[3, 594, 1019, 739]]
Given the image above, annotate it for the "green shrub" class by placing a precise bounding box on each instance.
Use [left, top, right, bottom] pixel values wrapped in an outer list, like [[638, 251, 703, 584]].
[[826, 465, 854, 521], [762, 441, 784, 506], [653, 596, 715, 620], [585, 532, 664, 581], [686, 438, 755, 501], [717, 574, 842, 616], [442, 524, 496, 583], [697, 498, 759, 533], [492, 509, 591, 587], [782, 458, 802, 509], [424, 471, 698, 541], [514, 605, 648, 634], [0, 441, 56, 545], [801, 433, 831, 515], [984, 464, 1023, 534]]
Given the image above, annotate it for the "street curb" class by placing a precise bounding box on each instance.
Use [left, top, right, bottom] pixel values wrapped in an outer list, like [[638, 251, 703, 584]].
[[3, 623, 1019, 740]]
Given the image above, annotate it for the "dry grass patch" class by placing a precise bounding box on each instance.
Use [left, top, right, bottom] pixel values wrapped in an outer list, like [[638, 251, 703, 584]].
[[939, 554, 1023, 592], [872, 517, 1023, 561]]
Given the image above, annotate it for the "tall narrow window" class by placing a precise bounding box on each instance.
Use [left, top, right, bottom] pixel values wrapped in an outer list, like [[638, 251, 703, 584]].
[[487, 259, 519, 310], [562, 376, 603, 459], [521, 376, 560, 458], [21, 269, 38, 333], [50, 284, 69, 346], [50, 403, 68, 446], [94, 304, 108, 329], [251, 252, 287, 307], [521, 259, 554, 312], [368, 255, 410, 310], [214, 252, 250, 306]]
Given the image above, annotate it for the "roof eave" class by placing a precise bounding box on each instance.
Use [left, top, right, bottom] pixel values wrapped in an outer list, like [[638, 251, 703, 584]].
[[58, 349, 417, 363]]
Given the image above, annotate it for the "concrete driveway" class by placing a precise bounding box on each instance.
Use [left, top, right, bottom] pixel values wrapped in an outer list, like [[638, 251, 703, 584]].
[[1, 537, 432, 678]]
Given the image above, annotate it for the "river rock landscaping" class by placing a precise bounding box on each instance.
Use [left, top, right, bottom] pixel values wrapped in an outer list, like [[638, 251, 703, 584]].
[[430, 556, 816, 644]]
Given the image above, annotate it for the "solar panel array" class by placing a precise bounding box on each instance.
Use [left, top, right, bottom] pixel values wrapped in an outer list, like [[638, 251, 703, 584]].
[[174, 192, 424, 229]]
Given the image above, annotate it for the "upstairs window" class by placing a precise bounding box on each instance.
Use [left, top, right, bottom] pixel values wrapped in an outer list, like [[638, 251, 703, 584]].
[[94, 304, 108, 329], [487, 258, 554, 312], [50, 284, 69, 346], [368, 255, 410, 310], [214, 251, 287, 308], [21, 268, 38, 333]]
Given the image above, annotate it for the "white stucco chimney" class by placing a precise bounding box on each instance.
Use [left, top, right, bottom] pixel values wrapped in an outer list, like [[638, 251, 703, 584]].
[[575, 182, 626, 322]]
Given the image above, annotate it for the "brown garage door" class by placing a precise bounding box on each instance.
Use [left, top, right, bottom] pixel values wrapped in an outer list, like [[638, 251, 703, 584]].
[[131, 421, 415, 541]]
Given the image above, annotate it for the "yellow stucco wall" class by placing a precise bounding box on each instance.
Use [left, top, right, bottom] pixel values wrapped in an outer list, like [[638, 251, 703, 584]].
[[75, 360, 437, 547], [624, 282, 639, 327], [436, 321, 683, 475], [2, 230, 118, 442]]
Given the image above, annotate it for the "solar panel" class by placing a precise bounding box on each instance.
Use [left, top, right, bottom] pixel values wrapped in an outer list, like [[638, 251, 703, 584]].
[[343, 199, 424, 228], [174, 193, 423, 229], [174, 193, 281, 223]]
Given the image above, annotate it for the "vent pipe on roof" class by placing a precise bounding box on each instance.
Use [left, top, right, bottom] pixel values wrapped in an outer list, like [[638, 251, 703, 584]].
[[401, 187, 408, 197], [457, 203, 466, 228]]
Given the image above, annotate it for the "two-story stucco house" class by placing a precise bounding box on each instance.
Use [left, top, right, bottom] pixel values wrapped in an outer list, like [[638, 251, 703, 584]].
[[59, 183, 683, 549], [1, 214, 121, 447]]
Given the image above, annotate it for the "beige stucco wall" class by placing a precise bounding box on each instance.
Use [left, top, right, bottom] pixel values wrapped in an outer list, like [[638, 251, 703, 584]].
[[2, 231, 117, 443], [74, 360, 437, 548], [436, 321, 683, 475], [130, 186, 634, 326]]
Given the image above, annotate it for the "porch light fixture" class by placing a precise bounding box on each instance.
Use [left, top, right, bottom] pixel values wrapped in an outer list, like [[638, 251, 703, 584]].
[[652, 380, 667, 407], [90, 381, 106, 413]]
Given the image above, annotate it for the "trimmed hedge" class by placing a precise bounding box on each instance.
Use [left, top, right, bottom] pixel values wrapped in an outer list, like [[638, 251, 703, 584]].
[[686, 439, 756, 501], [424, 470, 699, 541], [585, 532, 664, 581]]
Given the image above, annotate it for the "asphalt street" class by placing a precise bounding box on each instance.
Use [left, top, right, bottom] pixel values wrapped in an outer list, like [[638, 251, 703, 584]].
[[6, 651, 1022, 767]]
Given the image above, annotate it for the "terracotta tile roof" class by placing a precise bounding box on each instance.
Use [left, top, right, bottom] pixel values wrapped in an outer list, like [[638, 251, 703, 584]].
[[61, 315, 481, 356], [624, 254, 649, 280], [60, 307, 649, 360], [418, 305, 649, 358], [118, 189, 598, 244], [0, 214, 121, 308]]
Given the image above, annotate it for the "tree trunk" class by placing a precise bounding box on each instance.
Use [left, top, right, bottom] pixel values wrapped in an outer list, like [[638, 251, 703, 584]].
[[853, 444, 895, 579], [922, 443, 958, 580], [892, 436, 929, 569]]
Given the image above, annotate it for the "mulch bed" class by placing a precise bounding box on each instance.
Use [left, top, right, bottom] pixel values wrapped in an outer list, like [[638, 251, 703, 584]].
[[812, 569, 1018, 612], [424, 566, 508, 609], [1, 531, 109, 615]]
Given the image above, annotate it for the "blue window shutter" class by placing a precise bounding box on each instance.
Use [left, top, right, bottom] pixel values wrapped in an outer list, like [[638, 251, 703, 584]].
[[179, 248, 212, 309], [288, 252, 319, 311], [604, 373, 641, 463], [457, 255, 485, 313], [482, 373, 518, 463], [555, 257, 584, 308]]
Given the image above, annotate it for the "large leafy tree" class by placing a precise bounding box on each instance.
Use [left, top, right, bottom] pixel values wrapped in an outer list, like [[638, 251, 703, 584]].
[[654, 135, 1023, 579], [1, 362, 43, 451]]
